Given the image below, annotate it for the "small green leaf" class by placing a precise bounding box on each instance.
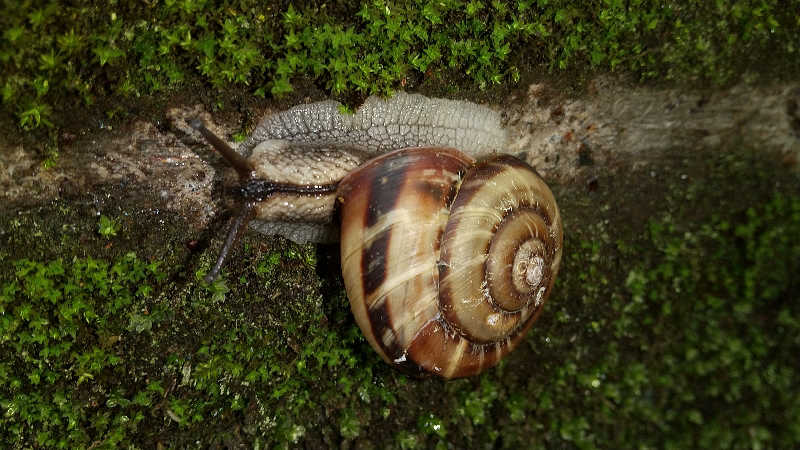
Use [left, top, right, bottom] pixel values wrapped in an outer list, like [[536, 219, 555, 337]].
[[98, 215, 119, 238]]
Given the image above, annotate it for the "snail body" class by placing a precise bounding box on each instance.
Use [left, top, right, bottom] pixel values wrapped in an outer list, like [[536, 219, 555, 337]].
[[191, 93, 563, 378], [226, 92, 507, 243]]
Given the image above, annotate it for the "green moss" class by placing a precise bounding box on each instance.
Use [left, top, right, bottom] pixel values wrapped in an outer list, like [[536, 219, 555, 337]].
[[0, 253, 165, 447], [2, 0, 798, 130], [2, 143, 797, 448], [524, 149, 800, 449], [0, 238, 389, 446], [611, 193, 800, 448]]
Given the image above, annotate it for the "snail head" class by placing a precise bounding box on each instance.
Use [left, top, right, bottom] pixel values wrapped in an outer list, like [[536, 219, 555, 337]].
[[188, 119, 257, 283], [189, 118, 346, 282]]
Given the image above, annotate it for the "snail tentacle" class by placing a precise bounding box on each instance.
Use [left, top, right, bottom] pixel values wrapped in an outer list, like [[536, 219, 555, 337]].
[[204, 201, 256, 282], [189, 118, 255, 180]]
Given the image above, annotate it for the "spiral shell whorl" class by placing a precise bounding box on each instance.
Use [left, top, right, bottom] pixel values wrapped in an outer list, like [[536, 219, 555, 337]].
[[439, 155, 562, 344], [338, 148, 562, 379]]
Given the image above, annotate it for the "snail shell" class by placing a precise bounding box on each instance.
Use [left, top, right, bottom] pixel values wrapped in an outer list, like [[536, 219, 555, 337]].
[[337, 147, 563, 379]]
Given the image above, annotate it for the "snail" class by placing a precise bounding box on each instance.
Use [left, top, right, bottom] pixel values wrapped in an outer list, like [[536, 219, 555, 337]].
[[190, 92, 563, 379]]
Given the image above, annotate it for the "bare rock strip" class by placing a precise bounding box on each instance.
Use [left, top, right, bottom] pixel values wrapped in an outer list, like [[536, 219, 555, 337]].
[[1, 78, 797, 231]]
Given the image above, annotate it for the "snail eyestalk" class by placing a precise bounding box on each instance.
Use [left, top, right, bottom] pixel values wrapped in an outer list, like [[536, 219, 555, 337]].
[[189, 118, 255, 180], [188, 118, 259, 282], [204, 201, 256, 282]]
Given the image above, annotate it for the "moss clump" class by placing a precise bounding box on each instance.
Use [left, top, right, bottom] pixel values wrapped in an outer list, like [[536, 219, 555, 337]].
[[525, 150, 800, 449], [608, 193, 800, 448], [2, 0, 798, 130], [0, 246, 379, 447], [0, 254, 166, 447]]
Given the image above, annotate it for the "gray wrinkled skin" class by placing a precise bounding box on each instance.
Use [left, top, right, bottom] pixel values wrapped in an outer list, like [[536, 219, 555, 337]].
[[239, 92, 509, 244], [240, 92, 507, 156]]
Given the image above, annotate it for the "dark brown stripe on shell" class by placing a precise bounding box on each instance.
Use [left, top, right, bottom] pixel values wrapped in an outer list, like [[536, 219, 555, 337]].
[[364, 169, 405, 229], [367, 299, 429, 377], [459, 154, 533, 189], [358, 148, 466, 298], [356, 154, 409, 297], [444, 188, 545, 252], [361, 229, 391, 296]]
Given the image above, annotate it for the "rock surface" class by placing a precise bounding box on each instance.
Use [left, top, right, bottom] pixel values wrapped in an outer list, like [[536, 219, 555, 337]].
[[2, 78, 798, 229]]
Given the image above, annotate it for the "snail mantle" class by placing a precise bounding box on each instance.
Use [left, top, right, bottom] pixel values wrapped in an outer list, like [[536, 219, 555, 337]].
[[191, 92, 563, 379]]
